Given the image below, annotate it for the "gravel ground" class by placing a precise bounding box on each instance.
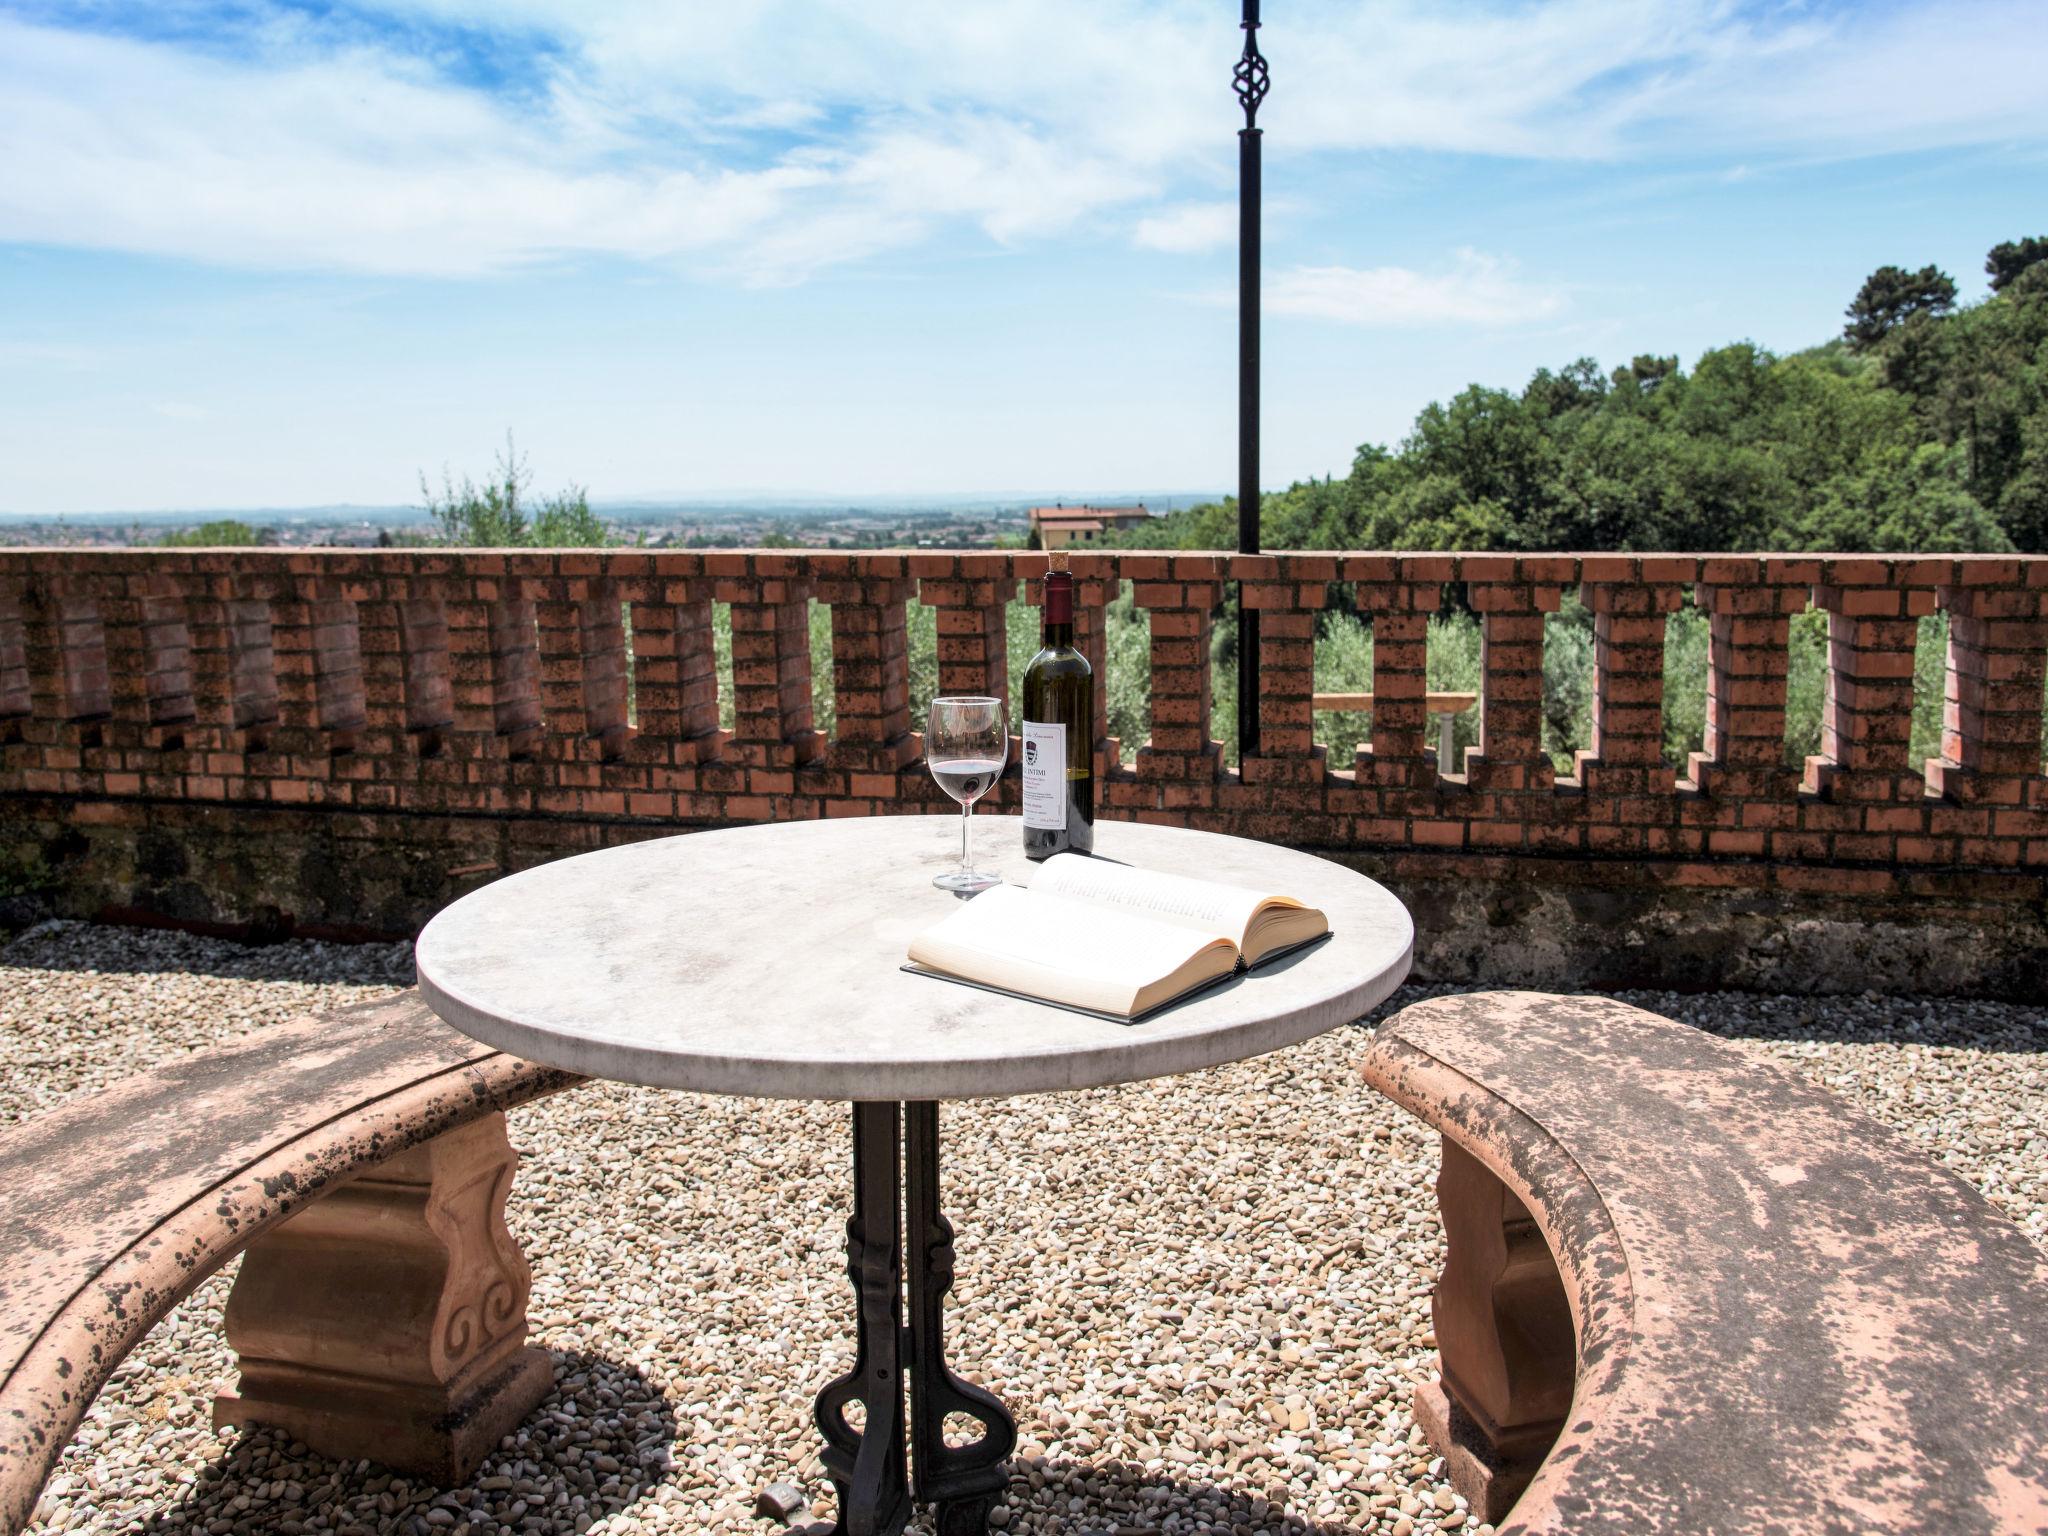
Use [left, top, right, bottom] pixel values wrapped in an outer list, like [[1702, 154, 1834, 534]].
[[2, 920, 2042, 1536]]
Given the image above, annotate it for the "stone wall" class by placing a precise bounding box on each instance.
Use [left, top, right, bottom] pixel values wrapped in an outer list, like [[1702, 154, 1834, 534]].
[[3, 549, 2044, 994]]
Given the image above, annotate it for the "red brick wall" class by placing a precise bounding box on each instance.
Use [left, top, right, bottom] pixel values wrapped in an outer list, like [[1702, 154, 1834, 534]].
[[3, 550, 2044, 914]]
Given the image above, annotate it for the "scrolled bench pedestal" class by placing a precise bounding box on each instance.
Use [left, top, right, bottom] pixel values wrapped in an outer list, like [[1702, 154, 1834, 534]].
[[1411, 1142, 1573, 1524], [212, 1112, 554, 1483]]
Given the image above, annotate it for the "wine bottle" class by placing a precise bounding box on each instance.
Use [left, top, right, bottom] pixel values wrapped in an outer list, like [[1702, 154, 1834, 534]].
[[1021, 551, 1095, 860]]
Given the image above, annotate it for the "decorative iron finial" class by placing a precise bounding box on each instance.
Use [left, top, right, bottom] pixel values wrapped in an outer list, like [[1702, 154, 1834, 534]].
[[1234, 0, 1269, 129]]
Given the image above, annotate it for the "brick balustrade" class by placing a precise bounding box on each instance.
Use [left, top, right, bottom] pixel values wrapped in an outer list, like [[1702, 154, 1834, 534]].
[[2, 550, 2044, 912]]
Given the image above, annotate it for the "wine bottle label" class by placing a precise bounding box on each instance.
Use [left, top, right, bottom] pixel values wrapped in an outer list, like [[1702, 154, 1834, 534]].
[[1021, 720, 1066, 830]]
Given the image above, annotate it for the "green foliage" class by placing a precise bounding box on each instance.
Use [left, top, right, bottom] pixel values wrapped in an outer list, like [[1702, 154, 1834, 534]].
[[1911, 614, 1949, 772], [1421, 610, 1484, 774], [1662, 605, 1710, 768], [1108, 242, 2048, 558], [1783, 608, 1830, 767], [1541, 601, 1595, 775], [912, 601, 940, 729], [808, 600, 836, 739], [651, 587, 2048, 787], [421, 434, 610, 548], [1102, 583, 1152, 762], [1987, 237, 2048, 293], [157, 519, 266, 547], [713, 601, 735, 731], [1003, 600, 1036, 721], [1844, 264, 1957, 352], [1311, 611, 1373, 757]]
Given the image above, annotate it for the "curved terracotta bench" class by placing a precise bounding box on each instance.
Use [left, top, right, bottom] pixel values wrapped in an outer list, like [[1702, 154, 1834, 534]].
[[0, 991, 584, 1535], [1362, 990, 2048, 1535]]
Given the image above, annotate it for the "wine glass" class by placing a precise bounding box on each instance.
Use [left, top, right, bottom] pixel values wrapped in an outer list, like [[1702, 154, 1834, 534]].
[[927, 696, 1007, 895]]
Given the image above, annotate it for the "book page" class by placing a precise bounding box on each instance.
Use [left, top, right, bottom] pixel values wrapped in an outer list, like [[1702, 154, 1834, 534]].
[[907, 884, 1236, 1018], [1030, 853, 1292, 949]]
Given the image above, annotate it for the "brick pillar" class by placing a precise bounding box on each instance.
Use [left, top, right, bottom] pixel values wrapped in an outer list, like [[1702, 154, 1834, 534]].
[[1352, 559, 1446, 789], [1803, 572, 1937, 802], [488, 592, 544, 754], [91, 569, 161, 753], [1132, 555, 1224, 793], [343, 581, 440, 759], [0, 580, 31, 727], [627, 576, 727, 763], [1573, 579, 1684, 795], [534, 588, 630, 763], [718, 565, 823, 769], [1462, 578, 1564, 792], [351, 590, 404, 747], [170, 570, 228, 748], [578, 592, 630, 760], [277, 579, 367, 753], [441, 582, 490, 741], [97, 572, 191, 753], [918, 558, 1018, 717], [24, 575, 111, 726], [58, 584, 112, 726], [1925, 581, 2048, 806], [14, 573, 109, 796], [1069, 554, 1118, 764], [817, 562, 918, 773], [175, 571, 278, 750], [268, 580, 319, 748], [397, 597, 455, 746], [1237, 555, 1332, 787], [1685, 571, 1805, 798], [140, 585, 198, 736], [532, 596, 584, 745], [229, 594, 281, 741]]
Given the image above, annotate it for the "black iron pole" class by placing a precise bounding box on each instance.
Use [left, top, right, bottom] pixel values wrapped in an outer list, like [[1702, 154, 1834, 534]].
[[1234, 0, 1268, 762]]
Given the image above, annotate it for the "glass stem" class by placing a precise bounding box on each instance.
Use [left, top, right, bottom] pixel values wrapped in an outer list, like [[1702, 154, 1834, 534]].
[[959, 801, 971, 872]]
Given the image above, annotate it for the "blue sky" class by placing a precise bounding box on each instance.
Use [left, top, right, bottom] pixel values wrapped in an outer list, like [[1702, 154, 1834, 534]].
[[2, 0, 2045, 516]]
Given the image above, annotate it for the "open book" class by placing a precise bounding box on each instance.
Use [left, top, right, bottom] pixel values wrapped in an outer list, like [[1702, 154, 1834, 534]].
[[904, 854, 1330, 1022]]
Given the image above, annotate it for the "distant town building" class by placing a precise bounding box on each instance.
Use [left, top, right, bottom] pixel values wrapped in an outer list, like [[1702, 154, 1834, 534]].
[[1027, 502, 1153, 549]]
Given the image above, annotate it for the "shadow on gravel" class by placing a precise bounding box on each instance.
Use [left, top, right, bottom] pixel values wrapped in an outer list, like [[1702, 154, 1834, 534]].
[[0, 919, 414, 989], [133, 1350, 678, 1536], [1352, 981, 2048, 1055], [981, 1455, 1377, 1536]]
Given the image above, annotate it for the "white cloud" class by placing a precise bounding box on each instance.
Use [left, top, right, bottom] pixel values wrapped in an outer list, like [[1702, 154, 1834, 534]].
[[1133, 202, 1237, 254], [0, 1, 2043, 280], [1267, 251, 1565, 329]]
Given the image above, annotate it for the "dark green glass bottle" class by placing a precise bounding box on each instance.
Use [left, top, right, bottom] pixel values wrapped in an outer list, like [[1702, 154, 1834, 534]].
[[1021, 552, 1095, 859]]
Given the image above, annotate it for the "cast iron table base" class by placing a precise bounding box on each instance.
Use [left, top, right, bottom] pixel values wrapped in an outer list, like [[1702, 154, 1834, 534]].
[[815, 1102, 1017, 1536]]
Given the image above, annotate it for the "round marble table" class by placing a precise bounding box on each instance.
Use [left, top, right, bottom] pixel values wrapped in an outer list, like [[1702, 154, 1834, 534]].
[[415, 815, 1413, 1536]]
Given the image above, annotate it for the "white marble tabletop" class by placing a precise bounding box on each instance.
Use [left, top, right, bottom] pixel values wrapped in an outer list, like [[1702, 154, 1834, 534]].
[[415, 815, 1413, 1102]]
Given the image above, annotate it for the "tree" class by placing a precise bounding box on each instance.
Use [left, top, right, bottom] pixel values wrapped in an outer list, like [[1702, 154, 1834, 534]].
[[1985, 236, 2048, 293], [1844, 265, 1956, 351], [420, 433, 608, 547], [1102, 260, 2048, 559], [1610, 354, 1678, 393]]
